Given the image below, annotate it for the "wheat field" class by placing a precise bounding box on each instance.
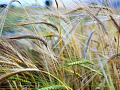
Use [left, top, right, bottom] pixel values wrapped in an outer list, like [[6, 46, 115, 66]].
[[0, 0, 120, 90]]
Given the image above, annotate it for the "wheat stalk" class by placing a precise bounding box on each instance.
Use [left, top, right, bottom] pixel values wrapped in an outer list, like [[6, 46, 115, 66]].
[[8, 35, 47, 47]]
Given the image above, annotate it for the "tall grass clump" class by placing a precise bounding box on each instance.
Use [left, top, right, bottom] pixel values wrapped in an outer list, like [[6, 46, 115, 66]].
[[0, 0, 120, 89]]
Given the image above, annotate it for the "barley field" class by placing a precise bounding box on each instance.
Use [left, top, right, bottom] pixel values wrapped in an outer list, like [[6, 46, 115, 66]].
[[0, 0, 120, 90]]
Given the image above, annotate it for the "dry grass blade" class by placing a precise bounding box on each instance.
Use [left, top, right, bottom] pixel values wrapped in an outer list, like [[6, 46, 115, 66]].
[[4, 21, 58, 32], [0, 68, 69, 90], [0, 40, 36, 67], [86, 10, 108, 34], [83, 30, 95, 59], [16, 0, 38, 35], [109, 15, 120, 60], [67, 6, 112, 14], [55, 0, 58, 9], [8, 35, 47, 47], [110, 53, 120, 59], [0, 0, 17, 35], [0, 69, 38, 83], [0, 61, 18, 67], [68, 15, 86, 34], [113, 64, 120, 89], [109, 15, 120, 33], [81, 76, 88, 90], [44, 34, 60, 38], [44, 14, 68, 23]]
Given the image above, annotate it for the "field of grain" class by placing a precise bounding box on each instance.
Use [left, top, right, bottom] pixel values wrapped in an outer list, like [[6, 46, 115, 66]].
[[0, 0, 120, 90]]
